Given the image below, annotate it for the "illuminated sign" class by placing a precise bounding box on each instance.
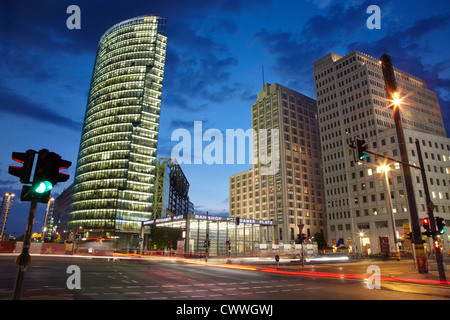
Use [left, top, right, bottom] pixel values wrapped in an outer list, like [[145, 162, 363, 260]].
[[143, 214, 276, 226]]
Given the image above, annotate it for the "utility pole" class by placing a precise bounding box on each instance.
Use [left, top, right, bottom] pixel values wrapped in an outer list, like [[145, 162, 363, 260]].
[[205, 211, 209, 263], [12, 197, 37, 299], [380, 54, 427, 274], [415, 140, 446, 282]]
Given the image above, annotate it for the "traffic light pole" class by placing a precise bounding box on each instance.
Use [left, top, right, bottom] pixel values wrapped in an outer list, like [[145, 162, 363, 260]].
[[12, 197, 38, 300], [415, 140, 446, 282], [380, 54, 427, 274]]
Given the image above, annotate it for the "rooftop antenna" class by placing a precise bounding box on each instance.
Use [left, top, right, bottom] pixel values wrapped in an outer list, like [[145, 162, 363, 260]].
[[262, 65, 265, 85]]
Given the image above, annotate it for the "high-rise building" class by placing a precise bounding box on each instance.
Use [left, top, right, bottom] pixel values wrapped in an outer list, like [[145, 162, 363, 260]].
[[313, 51, 450, 254], [51, 184, 73, 240], [153, 158, 190, 219], [229, 83, 326, 244], [70, 16, 167, 251]]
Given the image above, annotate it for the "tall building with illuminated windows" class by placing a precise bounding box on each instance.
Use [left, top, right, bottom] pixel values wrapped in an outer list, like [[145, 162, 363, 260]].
[[313, 51, 450, 255], [229, 83, 326, 245], [70, 16, 167, 251]]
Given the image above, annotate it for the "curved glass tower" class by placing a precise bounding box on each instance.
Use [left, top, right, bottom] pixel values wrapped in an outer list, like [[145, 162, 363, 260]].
[[70, 16, 167, 250]]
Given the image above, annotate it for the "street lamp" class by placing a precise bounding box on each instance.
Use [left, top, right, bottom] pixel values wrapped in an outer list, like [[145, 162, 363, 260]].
[[359, 232, 364, 256], [41, 197, 55, 242], [378, 164, 400, 261], [0, 193, 15, 241]]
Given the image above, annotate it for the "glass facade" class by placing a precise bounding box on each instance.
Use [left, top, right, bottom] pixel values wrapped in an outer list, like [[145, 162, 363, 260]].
[[70, 16, 167, 251], [143, 214, 276, 256]]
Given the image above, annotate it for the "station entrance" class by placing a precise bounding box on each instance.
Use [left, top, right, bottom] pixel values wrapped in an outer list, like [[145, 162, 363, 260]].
[[142, 213, 276, 256]]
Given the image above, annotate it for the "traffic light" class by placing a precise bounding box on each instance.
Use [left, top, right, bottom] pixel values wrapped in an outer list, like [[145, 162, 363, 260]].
[[8, 150, 35, 184], [203, 240, 208, 248], [356, 138, 368, 160], [236, 217, 240, 226], [434, 241, 440, 250], [421, 218, 433, 237], [296, 233, 307, 244], [29, 149, 72, 203], [404, 232, 413, 241], [436, 217, 446, 234], [35, 149, 71, 200]]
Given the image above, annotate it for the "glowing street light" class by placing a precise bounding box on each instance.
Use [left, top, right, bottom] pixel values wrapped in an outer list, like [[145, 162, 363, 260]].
[[379, 164, 400, 261], [41, 197, 55, 242]]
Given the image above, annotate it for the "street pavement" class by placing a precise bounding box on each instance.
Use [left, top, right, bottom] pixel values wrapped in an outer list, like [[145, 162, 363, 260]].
[[0, 253, 449, 301]]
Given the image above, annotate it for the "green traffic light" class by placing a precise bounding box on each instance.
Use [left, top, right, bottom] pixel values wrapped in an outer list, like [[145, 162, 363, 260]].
[[359, 153, 368, 160], [440, 228, 447, 234], [34, 181, 53, 194]]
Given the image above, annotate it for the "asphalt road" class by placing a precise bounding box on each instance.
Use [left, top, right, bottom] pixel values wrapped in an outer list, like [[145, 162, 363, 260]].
[[1, 255, 449, 302]]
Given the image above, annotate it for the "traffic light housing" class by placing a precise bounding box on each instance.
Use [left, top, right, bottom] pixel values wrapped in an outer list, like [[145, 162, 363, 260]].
[[421, 218, 433, 237], [12, 149, 72, 203], [436, 217, 446, 234], [356, 138, 368, 160], [296, 233, 307, 244], [8, 150, 35, 184], [404, 232, 413, 241]]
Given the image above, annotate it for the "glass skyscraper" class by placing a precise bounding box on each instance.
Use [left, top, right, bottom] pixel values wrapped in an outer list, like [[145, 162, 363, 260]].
[[70, 16, 167, 251]]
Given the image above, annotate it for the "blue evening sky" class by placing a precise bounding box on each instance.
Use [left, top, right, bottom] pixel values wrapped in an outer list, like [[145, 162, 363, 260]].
[[1, 0, 449, 236]]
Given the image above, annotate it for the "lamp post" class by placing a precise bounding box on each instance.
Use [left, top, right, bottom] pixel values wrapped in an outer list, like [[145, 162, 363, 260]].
[[380, 53, 425, 273], [0, 193, 15, 241], [41, 197, 54, 242], [379, 165, 400, 261], [359, 232, 364, 256]]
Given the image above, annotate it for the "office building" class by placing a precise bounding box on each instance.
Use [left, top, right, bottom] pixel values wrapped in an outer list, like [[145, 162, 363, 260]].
[[153, 158, 190, 219], [229, 83, 326, 245], [313, 50, 450, 254], [51, 184, 73, 240], [70, 16, 167, 251]]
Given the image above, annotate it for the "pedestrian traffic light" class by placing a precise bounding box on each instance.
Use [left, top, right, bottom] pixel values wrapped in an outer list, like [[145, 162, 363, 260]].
[[356, 138, 368, 160], [236, 217, 240, 226], [203, 240, 208, 248], [8, 150, 35, 184], [436, 217, 446, 234]]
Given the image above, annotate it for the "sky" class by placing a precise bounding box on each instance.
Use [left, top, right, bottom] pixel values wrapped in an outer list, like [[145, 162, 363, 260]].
[[1, 0, 449, 237]]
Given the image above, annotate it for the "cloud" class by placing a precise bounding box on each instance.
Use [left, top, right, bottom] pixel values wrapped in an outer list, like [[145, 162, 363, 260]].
[[0, 85, 82, 131]]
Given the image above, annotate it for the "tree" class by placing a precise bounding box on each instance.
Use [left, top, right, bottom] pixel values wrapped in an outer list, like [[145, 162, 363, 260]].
[[313, 232, 327, 250]]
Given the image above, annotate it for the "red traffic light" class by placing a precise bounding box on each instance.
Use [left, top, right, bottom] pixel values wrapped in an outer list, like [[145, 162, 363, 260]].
[[9, 150, 35, 184], [422, 218, 429, 227]]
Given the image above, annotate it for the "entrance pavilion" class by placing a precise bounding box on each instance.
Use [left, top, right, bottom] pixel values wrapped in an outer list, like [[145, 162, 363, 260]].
[[142, 213, 277, 256]]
